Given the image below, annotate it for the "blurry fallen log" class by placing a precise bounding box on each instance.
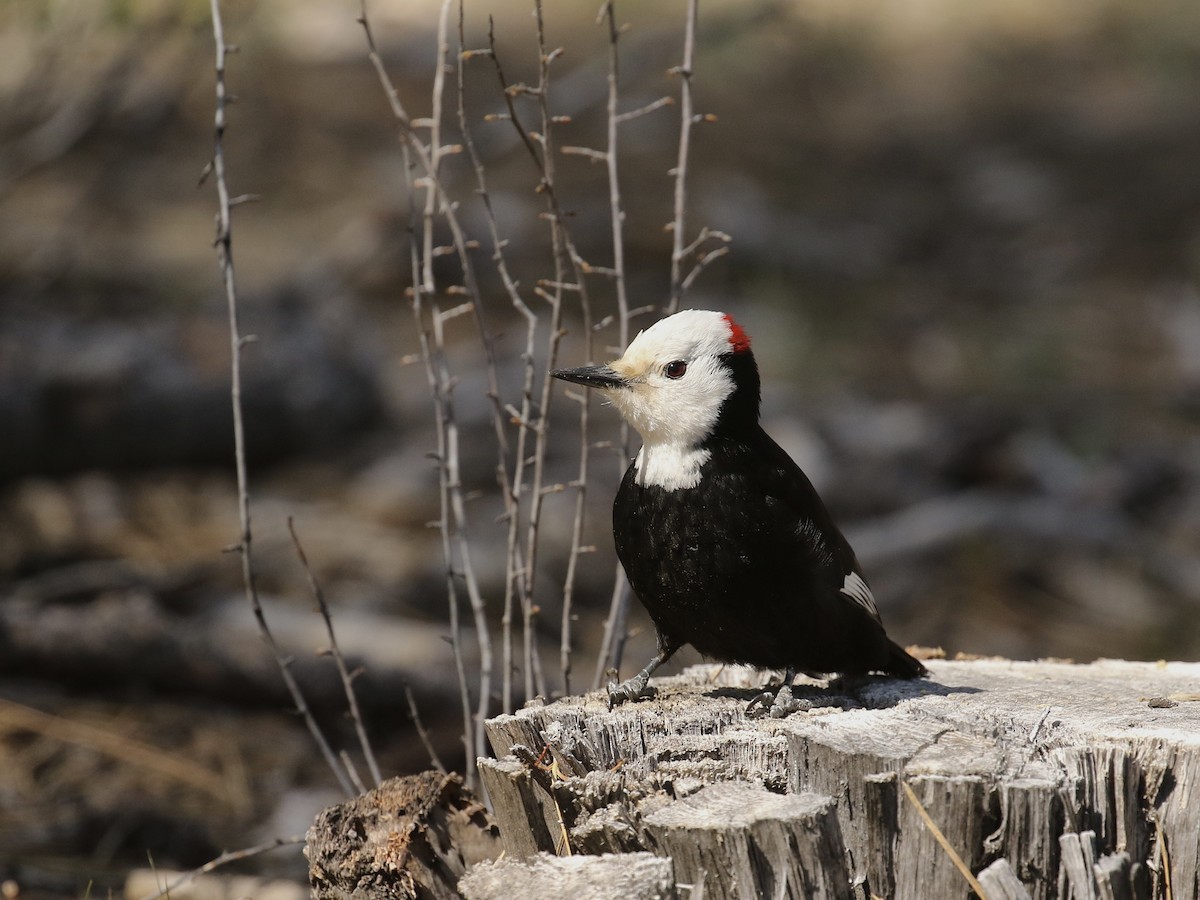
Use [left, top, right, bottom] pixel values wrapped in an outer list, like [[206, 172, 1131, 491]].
[[480, 660, 1200, 900], [0, 307, 384, 482], [845, 491, 1132, 567], [305, 771, 500, 900], [0, 585, 473, 717], [846, 489, 1200, 601]]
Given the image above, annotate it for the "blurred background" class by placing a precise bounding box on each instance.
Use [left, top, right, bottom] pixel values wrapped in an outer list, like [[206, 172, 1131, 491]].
[[2, 0, 1200, 894]]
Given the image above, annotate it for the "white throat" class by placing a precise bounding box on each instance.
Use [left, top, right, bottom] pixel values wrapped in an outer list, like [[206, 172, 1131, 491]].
[[633, 440, 711, 491]]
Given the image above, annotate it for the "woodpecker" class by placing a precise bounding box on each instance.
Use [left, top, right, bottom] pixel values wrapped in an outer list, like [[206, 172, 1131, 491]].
[[553, 309, 926, 717]]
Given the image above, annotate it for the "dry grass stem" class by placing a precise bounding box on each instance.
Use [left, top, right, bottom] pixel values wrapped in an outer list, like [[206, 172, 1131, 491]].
[[0, 698, 227, 801], [135, 835, 305, 900], [901, 779, 989, 899]]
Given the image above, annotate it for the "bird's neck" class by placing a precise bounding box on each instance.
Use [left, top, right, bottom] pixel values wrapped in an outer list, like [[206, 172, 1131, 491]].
[[633, 439, 711, 491]]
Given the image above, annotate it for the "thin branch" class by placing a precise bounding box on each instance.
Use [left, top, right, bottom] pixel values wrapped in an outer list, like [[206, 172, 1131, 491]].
[[667, 0, 698, 314], [208, 0, 352, 799], [532, 0, 594, 702], [435, 299, 493, 779], [680, 244, 729, 292], [585, 0, 638, 694], [554, 0, 633, 698], [403, 185, 475, 787], [340, 750, 368, 795], [560, 145, 608, 161], [420, 1, 451, 294], [288, 517, 382, 789], [414, 275, 476, 786], [486, 0, 600, 703], [360, 0, 501, 788], [136, 836, 304, 900], [680, 225, 731, 259], [485, 13, 563, 703], [458, 7, 537, 715], [594, 573, 631, 690], [614, 95, 674, 124], [589, 0, 642, 689], [405, 684, 448, 774]]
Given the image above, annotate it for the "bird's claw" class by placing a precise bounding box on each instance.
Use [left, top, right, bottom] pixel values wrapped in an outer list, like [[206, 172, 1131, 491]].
[[745, 683, 811, 719], [606, 672, 653, 710], [768, 683, 812, 717], [744, 691, 774, 718]]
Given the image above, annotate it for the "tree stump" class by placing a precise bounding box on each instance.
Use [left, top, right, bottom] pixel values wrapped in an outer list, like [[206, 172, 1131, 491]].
[[481, 659, 1200, 899], [459, 852, 675, 900], [305, 771, 500, 899]]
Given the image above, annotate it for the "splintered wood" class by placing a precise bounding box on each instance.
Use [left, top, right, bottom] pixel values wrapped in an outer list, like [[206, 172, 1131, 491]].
[[477, 659, 1200, 900]]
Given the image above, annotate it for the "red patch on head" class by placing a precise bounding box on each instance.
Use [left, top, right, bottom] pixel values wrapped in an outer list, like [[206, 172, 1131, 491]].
[[723, 314, 752, 354]]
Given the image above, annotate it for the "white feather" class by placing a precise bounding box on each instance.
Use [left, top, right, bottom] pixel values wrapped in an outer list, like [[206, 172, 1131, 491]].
[[633, 443, 711, 491], [840, 571, 880, 621]]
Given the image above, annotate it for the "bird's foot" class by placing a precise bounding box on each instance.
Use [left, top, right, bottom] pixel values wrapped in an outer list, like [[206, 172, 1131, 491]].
[[606, 670, 654, 710], [745, 683, 812, 719]]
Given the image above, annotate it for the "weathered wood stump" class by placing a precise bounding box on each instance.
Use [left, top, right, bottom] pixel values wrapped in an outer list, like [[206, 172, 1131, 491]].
[[459, 852, 675, 900], [481, 660, 1200, 900], [305, 771, 500, 899]]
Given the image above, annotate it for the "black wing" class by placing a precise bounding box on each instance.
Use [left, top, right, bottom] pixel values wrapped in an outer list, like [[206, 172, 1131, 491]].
[[750, 427, 883, 624]]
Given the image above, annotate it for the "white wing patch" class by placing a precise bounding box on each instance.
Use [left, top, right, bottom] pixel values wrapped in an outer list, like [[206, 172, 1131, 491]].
[[841, 571, 881, 622]]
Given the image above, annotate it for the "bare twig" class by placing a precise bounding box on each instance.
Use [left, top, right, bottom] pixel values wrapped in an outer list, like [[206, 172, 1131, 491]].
[[533, 0, 595, 704], [591, 0, 636, 691], [680, 244, 729, 292], [408, 263, 475, 785], [405, 684, 448, 774], [431, 300, 485, 779], [340, 750, 368, 795], [208, 0, 352, 799], [487, 23, 554, 705], [615, 95, 673, 124], [359, 0, 502, 788], [487, 8, 592, 703], [553, 0, 630, 698], [136, 835, 305, 900], [420, 1, 452, 295], [667, 0, 699, 313], [288, 517, 382, 789], [594, 574, 632, 691], [458, 8, 537, 715]]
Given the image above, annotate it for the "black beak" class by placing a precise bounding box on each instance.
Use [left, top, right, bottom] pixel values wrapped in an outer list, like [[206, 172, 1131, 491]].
[[552, 364, 629, 390]]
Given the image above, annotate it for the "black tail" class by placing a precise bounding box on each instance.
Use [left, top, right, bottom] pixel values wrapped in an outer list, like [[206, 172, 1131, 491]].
[[885, 640, 928, 679]]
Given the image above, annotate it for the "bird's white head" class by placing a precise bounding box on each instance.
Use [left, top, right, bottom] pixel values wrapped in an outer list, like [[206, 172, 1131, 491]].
[[553, 309, 759, 489]]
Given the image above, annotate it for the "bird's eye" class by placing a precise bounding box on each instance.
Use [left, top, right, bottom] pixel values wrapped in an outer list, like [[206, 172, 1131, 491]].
[[664, 360, 688, 379]]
